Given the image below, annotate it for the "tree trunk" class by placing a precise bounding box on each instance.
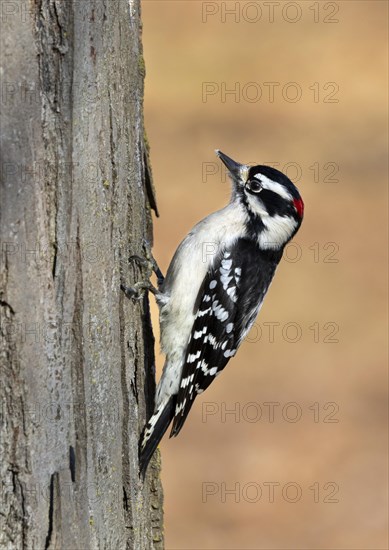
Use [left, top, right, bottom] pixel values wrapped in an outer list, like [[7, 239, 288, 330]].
[[0, 1, 163, 548]]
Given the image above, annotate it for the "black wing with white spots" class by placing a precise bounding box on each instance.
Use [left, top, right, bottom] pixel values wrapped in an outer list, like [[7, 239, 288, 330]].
[[170, 239, 283, 437]]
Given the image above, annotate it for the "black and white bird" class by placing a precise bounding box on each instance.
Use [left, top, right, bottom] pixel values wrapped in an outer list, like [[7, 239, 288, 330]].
[[136, 150, 304, 475]]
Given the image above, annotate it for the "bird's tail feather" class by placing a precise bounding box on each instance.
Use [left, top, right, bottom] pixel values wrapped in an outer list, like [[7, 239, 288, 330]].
[[139, 396, 176, 478]]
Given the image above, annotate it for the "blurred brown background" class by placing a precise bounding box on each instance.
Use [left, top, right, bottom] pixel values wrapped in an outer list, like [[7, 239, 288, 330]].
[[142, 1, 388, 548]]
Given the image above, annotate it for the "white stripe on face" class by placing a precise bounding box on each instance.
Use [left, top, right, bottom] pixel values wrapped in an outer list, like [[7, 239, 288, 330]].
[[253, 174, 293, 201], [245, 193, 268, 217], [258, 214, 298, 249]]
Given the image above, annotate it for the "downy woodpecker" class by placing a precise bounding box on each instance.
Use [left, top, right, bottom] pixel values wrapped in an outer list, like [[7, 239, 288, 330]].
[[134, 150, 304, 476]]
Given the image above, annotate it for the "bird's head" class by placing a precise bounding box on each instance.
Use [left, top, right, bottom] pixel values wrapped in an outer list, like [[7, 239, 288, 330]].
[[216, 150, 304, 249]]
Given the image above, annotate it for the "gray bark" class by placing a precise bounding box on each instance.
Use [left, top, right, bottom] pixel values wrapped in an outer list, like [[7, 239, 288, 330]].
[[0, 0, 163, 548]]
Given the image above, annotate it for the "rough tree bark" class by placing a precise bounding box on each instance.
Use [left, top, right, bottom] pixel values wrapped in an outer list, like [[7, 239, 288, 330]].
[[0, 0, 163, 548]]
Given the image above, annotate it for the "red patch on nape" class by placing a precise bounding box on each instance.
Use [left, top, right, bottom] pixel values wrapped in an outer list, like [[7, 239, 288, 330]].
[[293, 198, 304, 218]]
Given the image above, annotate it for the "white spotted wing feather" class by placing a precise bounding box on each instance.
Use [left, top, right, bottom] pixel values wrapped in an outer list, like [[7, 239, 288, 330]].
[[170, 242, 280, 436]]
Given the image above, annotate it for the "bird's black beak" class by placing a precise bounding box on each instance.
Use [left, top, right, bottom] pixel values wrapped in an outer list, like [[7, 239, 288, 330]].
[[215, 150, 248, 184]]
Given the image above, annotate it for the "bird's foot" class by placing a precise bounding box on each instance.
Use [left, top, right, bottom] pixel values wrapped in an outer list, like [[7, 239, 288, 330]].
[[121, 240, 164, 301], [121, 281, 159, 301], [129, 239, 164, 289]]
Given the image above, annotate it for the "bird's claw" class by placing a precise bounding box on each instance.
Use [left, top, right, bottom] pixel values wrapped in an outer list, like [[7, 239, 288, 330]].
[[129, 254, 150, 271], [121, 282, 147, 301], [128, 244, 164, 288], [121, 241, 164, 301]]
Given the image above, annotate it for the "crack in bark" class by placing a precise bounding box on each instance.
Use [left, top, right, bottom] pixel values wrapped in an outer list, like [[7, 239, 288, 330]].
[[44, 472, 57, 550], [19, 477, 27, 549], [143, 146, 159, 217], [6, 468, 27, 548], [0, 300, 15, 315], [69, 445, 76, 483], [70, 222, 88, 488], [108, 89, 118, 187], [123, 486, 129, 512], [51, 243, 58, 280], [131, 330, 140, 403]]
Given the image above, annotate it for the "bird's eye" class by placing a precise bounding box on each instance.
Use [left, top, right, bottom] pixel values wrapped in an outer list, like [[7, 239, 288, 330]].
[[246, 179, 263, 193]]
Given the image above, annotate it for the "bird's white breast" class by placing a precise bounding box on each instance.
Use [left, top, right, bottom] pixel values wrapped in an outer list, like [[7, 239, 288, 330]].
[[159, 202, 248, 361]]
